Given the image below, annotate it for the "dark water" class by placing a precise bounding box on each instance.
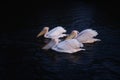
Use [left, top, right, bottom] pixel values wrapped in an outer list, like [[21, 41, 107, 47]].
[[2, 1, 120, 80]]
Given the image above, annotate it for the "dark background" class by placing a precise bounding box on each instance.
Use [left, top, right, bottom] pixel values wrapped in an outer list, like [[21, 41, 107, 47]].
[[1, 1, 120, 80], [7, 1, 120, 31]]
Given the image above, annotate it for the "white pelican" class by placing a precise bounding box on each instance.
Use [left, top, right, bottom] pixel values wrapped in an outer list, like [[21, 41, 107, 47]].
[[42, 30, 85, 53], [66, 29, 101, 43], [36, 26, 67, 39]]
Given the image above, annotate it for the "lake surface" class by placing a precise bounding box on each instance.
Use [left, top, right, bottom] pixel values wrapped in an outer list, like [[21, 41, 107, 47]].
[[2, 1, 120, 80]]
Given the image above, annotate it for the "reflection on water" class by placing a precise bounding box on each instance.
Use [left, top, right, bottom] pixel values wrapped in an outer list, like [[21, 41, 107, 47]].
[[2, 1, 120, 80]]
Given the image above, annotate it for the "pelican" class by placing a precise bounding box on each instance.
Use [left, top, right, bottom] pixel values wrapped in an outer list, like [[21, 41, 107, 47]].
[[66, 29, 101, 43], [42, 30, 85, 53], [36, 26, 67, 39]]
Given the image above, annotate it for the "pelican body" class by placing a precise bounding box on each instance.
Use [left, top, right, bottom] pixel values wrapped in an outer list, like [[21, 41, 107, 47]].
[[37, 26, 67, 39], [76, 29, 101, 43], [66, 29, 101, 43], [52, 39, 85, 53]]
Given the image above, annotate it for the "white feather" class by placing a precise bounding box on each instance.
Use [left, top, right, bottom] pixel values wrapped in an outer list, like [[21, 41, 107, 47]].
[[76, 29, 100, 43], [51, 39, 85, 53], [45, 26, 66, 39]]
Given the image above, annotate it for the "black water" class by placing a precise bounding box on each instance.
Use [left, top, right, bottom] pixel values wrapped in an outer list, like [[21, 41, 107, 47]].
[[3, 1, 120, 80]]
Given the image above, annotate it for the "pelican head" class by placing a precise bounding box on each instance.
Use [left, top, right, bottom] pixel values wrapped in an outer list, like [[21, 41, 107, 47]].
[[65, 30, 79, 40], [37, 27, 49, 38]]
